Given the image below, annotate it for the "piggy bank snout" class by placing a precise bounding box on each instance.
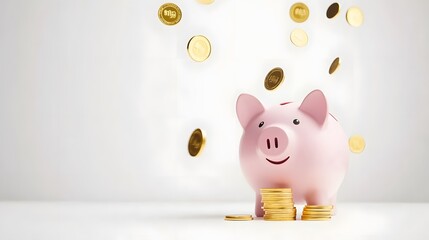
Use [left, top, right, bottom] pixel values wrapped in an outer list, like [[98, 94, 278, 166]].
[[257, 127, 289, 157]]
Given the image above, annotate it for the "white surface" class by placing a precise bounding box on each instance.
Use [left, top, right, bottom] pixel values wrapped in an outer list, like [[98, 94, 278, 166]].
[[1, 0, 429, 202], [0, 202, 427, 240]]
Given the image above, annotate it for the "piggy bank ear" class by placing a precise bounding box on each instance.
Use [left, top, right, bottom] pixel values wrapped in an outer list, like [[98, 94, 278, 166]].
[[236, 94, 265, 128], [299, 90, 328, 126]]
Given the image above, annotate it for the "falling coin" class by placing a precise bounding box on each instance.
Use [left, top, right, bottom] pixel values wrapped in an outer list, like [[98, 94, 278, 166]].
[[264, 67, 284, 91], [187, 35, 211, 62], [329, 57, 340, 74], [158, 3, 182, 26], [326, 2, 340, 19], [224, 214, 253, 221], [346, 7, 364, 27], [188, 128, 206, 157], [196, 0, 215, 4], [290, 2, 310, 23], [349, 135, 366, 153], [290, 29, 308, 47]]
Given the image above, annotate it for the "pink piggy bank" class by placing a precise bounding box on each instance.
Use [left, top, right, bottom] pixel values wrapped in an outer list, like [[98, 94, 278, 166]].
[[236, 90, 349, 217]]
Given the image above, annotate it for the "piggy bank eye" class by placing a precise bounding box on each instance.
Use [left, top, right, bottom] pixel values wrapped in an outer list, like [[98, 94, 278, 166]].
[[293, 119, 300, 125], [258, 121, 264, 128]]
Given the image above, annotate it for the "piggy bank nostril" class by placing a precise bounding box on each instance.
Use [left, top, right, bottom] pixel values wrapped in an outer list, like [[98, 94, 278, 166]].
[[267, 139, 271, 149], [275, 137, 278, 148]]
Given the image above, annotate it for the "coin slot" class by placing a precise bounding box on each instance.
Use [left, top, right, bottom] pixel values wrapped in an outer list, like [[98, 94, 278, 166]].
[[326, 3, 340, 19], [329, 57, 340, 74]]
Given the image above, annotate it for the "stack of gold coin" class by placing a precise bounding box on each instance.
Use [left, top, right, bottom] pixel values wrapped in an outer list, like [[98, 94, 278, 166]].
[[260, 188, 296, 221], [301, 205, 333, 221]]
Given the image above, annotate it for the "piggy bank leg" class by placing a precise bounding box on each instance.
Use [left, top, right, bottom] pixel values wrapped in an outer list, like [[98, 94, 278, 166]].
[[255, 193, 264, 217], [305, 192, 331, 206]]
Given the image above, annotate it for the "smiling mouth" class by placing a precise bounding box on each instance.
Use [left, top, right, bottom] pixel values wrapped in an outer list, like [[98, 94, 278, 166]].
[[266, 156, 290, 165]]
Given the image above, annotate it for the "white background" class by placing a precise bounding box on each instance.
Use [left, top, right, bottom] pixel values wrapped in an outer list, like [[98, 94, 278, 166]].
[[0, 0, 428, 202]]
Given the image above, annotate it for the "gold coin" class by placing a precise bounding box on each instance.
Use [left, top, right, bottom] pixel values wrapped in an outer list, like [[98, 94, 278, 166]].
[[224, 214, 253, 221], [188, 128, 206, 157], [265, 214, 296, 218], [349, 135, 366, 153], [302, 211, 332, 216], [303, 208, 332, 212], [301, 217, 331, 221], [263, 205, 295, 209], [303, 209, 333, 213], [187, 35, 211, 62], [264, 210, 297, 214], [264, 217, 296, 221], [326, 2, 340, 19], [290, 29, 308, 47], [263, 68, 284, 91], [261, 195, 293, 198], [290, 2, 309, 23], [262, 195, 293, 199], [158, 3, 182, 26], [261, 191, 293, 194], [329, 57, 340, 74], [346, 7, 364, 27], [302, 215, 331, 218], [262, 199, 294, 203], [265, 211, 296, 215], [262, 200, 294, 204], [196, 0, 215, 4], [262, 197, 293, 200], [264, 206, 296, 211], [305, 205, 333, 208], [260, 188, 292, 192]]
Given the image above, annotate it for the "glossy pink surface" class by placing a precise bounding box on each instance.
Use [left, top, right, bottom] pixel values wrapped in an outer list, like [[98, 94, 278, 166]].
[[236, 90, 349, 217]]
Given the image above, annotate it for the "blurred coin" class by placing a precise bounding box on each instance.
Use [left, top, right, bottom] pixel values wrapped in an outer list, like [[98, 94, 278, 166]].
[[188, 128, 206, 157], [346, 7, 364, 27], [224, 214, 253, 221], [290, 2, 310, 23], [349, 135, 366, 153], [187, 35, 211, 62], [158, 3, 182, 26], [264, 67, 284, 91], [290, 29, 308, 47], [327, 3, 340, 19], [329, 57, 340, 74], [196, 0, 215, 4]]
